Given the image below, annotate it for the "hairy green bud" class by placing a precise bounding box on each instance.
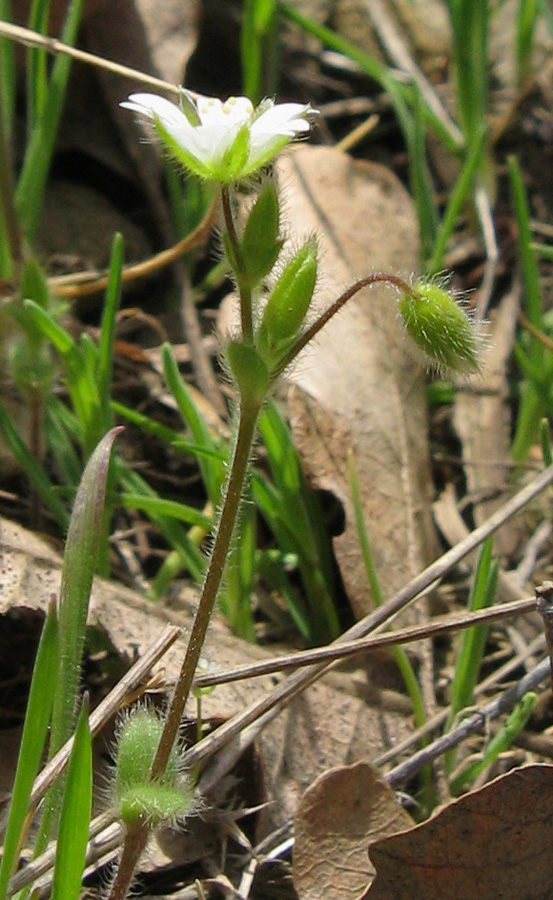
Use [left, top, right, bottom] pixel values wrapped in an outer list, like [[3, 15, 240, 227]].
[[113, 709, 192, 830], [256, 238, 318, 368], [398, 279, 481, 374], [240, 182, 283, 288]]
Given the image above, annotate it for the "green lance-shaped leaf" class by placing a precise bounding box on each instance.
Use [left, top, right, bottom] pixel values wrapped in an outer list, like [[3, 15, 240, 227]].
[[50, 427, 123, 755]]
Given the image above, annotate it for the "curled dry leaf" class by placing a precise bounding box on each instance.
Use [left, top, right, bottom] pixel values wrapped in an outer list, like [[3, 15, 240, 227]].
[[367, 764, 553, 900], [293, 762, 412, 900], [278, 145, 438, 621]]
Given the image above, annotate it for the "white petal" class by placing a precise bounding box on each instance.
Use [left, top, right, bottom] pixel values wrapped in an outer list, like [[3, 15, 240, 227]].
[[253, 102, 313, 136], [120, 93, 187, 130]]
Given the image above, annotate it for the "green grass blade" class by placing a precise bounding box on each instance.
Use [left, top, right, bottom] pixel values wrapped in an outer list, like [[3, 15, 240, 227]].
[[446, 0, 488, 143], [449, 692, 537, 795], [428, 125, 487, 274], [241, 0, 278, 102], [118, 492, 212, 531], [51, 695, 92, 900], [0, 599, 59, 900], [111, 400, 225, 465], [96, 232, 123, 426], [540, 417, 553, 465], [26, 0, 50, 134], [16, 0, 85, 240], [408, 86, 438, 264], [0, 400, 69, 530], [508, 156, 543, 330], [445, 538, 498, 771], [507, 155, 553, 463], [44, 397, 83, 487], [23, 299, 102, 455], [257, 401, 339, 643], [516, 0, 538, 86], [0, 0, 15, 142]]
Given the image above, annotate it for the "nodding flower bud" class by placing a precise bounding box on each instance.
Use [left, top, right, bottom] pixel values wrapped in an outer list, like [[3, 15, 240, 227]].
[[113, 708, 192, 830], [398, 279, 481, 374]]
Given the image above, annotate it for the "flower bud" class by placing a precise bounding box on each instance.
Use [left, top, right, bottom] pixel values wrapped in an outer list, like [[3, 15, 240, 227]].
[[256, 238, 318, 368], [398, 279, 481, 374], [113, 709, 192, 830], [240, 182, 283, 288]]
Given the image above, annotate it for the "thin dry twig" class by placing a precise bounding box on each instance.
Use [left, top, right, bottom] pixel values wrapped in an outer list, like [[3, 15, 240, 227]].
[[47, 194, 220, 298], [0, 21, 183, 96]]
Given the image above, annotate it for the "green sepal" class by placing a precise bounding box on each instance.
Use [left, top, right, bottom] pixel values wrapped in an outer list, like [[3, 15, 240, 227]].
[[226, 340, 269, 408], [256, 238, 317, 367], [240, 182, 283, 288], [218, 123, 251, 183]]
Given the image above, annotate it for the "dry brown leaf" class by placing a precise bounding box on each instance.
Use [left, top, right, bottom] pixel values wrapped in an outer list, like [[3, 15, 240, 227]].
[[293, 762, 412, 900], [0, 516, 411, 833], [278, 146, 437, 621], [367, 764, 553, 900]]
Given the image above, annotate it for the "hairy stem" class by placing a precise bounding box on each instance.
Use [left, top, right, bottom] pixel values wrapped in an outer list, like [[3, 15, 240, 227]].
[[221, 185, 253, 342], [107, 400, 261, 900]]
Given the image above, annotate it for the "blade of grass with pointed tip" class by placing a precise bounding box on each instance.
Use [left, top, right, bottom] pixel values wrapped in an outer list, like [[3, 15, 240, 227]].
[[97, 233, 123, 428], [0, 599, 59, 900], [32, 428, 122, 861], [51, 695, 92, 900]]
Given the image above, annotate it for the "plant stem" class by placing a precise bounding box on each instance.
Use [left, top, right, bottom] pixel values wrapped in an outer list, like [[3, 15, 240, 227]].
[[221, 186, 253, 342], [107, 399, 261, 900]]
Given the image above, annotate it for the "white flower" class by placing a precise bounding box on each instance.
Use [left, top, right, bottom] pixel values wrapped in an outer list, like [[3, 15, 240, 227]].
[[120, 89, 316, 183]]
